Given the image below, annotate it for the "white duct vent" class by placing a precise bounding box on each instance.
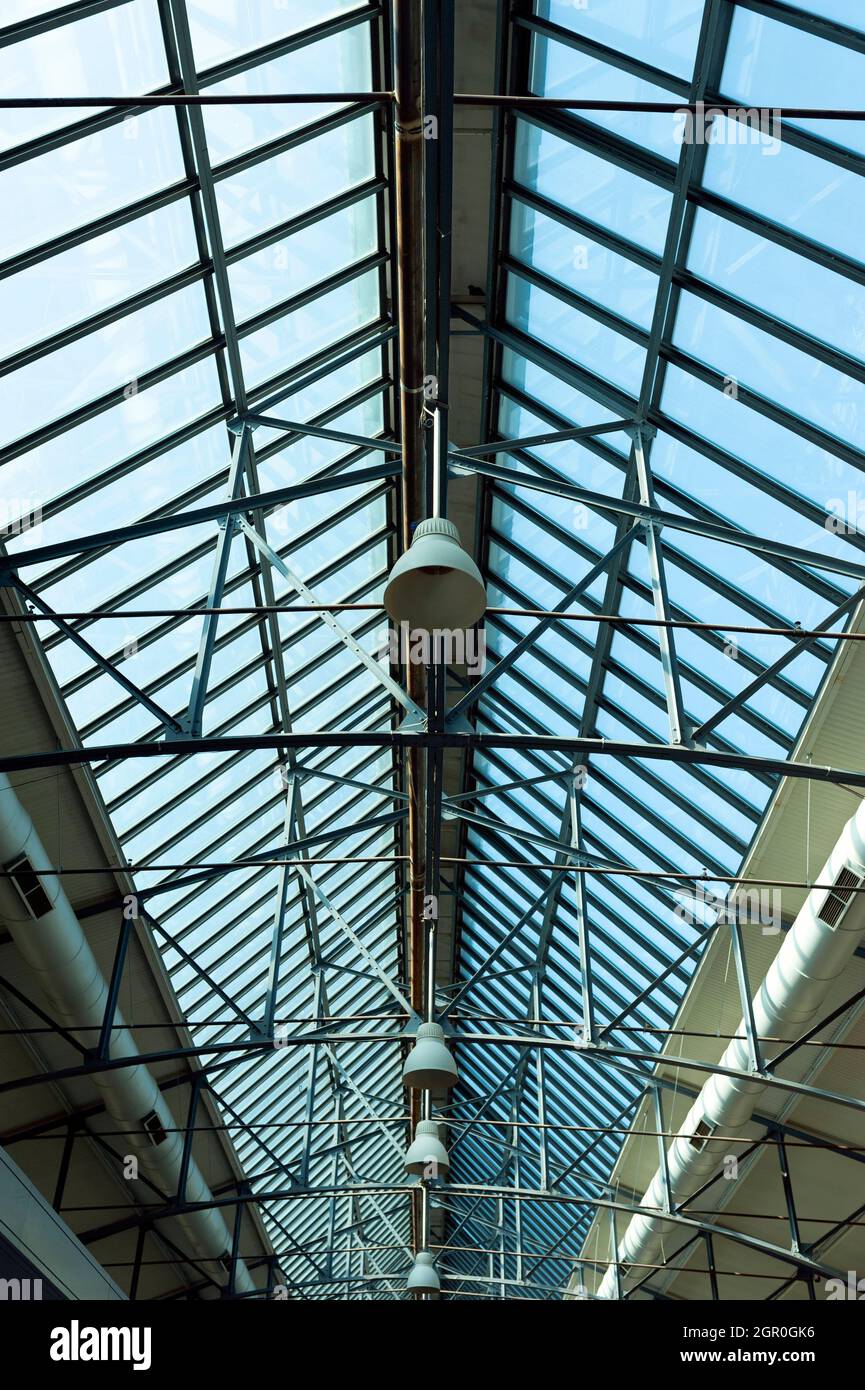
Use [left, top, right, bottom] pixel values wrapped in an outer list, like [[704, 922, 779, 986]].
[[0, 772, 254, 1294], [817, 866, 863, 930], [688, 1118, 716, 1152], [4, 854, 52, 919], [140, 1111, 167, 1147], [596, 798, 865, 1300]]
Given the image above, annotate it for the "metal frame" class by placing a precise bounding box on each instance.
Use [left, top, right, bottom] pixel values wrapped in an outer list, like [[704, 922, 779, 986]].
[[1, 0, 865, 1301]]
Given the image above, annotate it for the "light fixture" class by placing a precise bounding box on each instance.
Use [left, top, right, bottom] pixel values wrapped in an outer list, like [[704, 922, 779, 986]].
[[407, 1251, 440, 1295], [404, 1119, 449, 1177], [383, 517, 486, 631], [402, 1021, 459, 1090]]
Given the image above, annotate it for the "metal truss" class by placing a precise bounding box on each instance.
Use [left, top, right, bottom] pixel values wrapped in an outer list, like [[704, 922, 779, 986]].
[[1, 0, 865, 1301]]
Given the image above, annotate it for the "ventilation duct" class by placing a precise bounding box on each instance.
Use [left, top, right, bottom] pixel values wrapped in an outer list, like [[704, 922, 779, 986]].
[[596, 797, 865, 1299], [4, 852, 53, 919], [0, 773, 254, 1296], [816, 866, 862, 930]]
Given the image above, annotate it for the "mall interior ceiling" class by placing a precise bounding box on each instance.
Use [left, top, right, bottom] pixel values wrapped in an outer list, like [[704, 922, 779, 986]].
[[1, 0, 865, 1303]]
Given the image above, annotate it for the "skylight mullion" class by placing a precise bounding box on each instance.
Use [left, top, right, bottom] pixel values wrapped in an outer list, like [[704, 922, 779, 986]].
[[736, 0, 865, 51], [247, 318, 393, 418], [500, 739, 739, 878], [464, 752, 692, 942], [34, 392, 391, 599], [504, 255, 652, 344], [0, 3, 381, 172], [0, 0, 132, 49], [43, 498, 389, 679], [76, 600, 388, 742], [507, 180, 664, 273], [0, 101, 376, 279], [493, 373, 865, 570], [476, 670, 765, 840], [0, 261, 208, 380], [146, 785, 402, 898], [22, 458, 392, 621], [161, 830, 399, 1013], [465, 790, 699, 964], [468, 838, 693, 998], [516, 10, 693, 96], [691, 182, 865, 288], [21, 405, 229, 542], [212, 98, 381, 186], [662, 339, 865, 474], [713, 89, 865, 176], [516, 106, 678, 191], [486, 525, 814, 738], [100, 682, 393, 823], [531, 2, 726, 964], [472, 739, 741, 879], [485, 442, 860, 594], [234, 249, 388, 343], [225, 177, 386, 266], [0, 332, 221, 467], [474, 311, 638, 416], [485, 578, 794, 775], [0, 162, 195, 277], [84, 614, 388, 779], [134, 741, 398, 867], [654, 411, 865, 556]]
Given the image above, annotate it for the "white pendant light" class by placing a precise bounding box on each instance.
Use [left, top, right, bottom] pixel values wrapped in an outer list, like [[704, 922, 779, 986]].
[[383, 517, 486, 631], [404, 1118, 450, 1177], [402, 1021, 459, 1090], [407, 1250, 440, 1295]]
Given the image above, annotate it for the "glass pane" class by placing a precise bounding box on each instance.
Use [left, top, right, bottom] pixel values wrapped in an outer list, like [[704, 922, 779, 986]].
[[536, 0, 706, 80]]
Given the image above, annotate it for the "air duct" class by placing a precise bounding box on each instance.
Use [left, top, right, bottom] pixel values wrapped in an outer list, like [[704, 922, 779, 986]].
[[596, 796, 865, 1299], [0, 772, 254, 1296]]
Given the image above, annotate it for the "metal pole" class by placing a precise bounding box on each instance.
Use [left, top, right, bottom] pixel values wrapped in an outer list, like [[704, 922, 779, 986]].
[[393, 0, 427, 1256]]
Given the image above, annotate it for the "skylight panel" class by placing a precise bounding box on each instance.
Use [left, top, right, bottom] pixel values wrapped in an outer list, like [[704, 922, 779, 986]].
[[536, 0, 706, 81], [0, 0, 167, 149], [0, 106, 186, 260], [509, 199, 658, 329], [702, 124, 865, 265], [184, 0, 370, 71], [721, 4, 865, 155], [514, 119, 675, 255]]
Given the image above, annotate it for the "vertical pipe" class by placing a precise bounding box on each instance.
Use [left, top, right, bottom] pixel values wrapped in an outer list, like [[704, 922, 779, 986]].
[[393, 0, 427, 1255], [432, 405, 443, 518]]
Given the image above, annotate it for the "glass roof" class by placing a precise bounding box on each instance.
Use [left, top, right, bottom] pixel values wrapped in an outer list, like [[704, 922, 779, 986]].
[[1, 0, 864, 1300], [439, 0, 865, 1296], [1, 0, 408, 1299]]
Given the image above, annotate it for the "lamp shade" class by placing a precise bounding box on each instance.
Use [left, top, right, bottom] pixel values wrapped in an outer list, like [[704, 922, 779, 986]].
[[405, 1119, 449, 1177], [402, 1022, 459, 1091], [407, 1251, 440, 1294], [383, 518, 486, 630]]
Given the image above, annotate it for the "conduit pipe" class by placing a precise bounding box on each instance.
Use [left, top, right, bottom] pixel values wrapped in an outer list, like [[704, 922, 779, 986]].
[[393, 0, 427, 1252], [597, 796, 865, 1298], [0, 772, 254, 1295]]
